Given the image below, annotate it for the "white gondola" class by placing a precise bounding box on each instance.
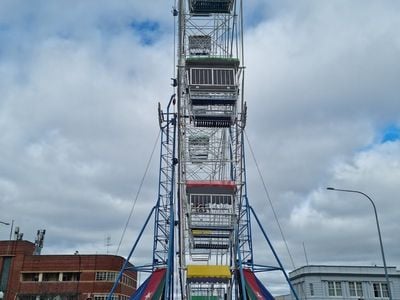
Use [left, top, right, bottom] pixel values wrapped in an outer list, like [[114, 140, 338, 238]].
[[189, 0, 234, 14], [186, 57, 239, 127]]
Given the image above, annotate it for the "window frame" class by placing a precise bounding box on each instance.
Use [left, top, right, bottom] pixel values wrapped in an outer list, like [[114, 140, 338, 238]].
[[309, 283, 314, 296], [327, 281, 342, 297], [190, 68, 236, 86], [348, 281, 363, 297], [62, 272, 80, 282], [373, 282, 389, 298], [95, 272, 117, 282], [21, 273, 40, 282], [42, 272, 60, 282]]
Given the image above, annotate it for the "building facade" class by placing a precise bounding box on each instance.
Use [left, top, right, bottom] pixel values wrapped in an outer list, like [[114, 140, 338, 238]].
[[0, 240, 137, 300], [280, 265, 400, 300]]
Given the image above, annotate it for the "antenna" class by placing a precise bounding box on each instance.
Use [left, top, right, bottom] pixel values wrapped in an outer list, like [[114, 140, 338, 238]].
[[14, 226, 24, 240], [33, 229, 46, 255], [105, 235, 112, 254]]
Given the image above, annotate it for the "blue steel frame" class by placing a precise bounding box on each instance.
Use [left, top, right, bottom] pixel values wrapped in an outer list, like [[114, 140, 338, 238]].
[[234, 130, 253, 299], [153, 94, 177, 299], [237, 131, 254, 267], [235, 204, 300, 300], [249, 206, 299, 300], [234, 201, 300, 300], [107, 95, 177, 300]]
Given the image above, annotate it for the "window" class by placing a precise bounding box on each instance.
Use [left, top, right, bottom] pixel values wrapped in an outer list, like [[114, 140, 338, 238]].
[[213, 69, 235, 85], [121, 274, 135, 288], [42, 272, 59, 281], [310, 283, 314, 296], [190, 194, 211, 212], [62, 272, 80, 281], [93, 295, 119, 300], [212, 195, 232, 205], [349, 282, 363, 297], [17, 295, 38, 300], [190, 194, 233, 213], [328, 281, 342, 297], [191, 68, 212, 85], [190, 68, 235, 86], [18, 294, 78, 300], [95, 272, 117, 282], [21, 273, 40, 282], [373, 283, 389, 298]]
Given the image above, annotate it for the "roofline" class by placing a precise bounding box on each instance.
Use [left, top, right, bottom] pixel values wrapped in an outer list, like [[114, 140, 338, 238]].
[[290, 264, 398, 271], [289, 265, 399, 280]]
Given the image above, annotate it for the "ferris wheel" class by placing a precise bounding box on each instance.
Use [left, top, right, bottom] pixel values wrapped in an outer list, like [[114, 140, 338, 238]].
[[176, 0, 247, 298], [108, 0, 299, 299]]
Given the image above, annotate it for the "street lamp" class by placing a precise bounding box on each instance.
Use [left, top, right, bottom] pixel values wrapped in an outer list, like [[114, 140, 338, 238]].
[[0, 220, 13, 241], [326, 187, 392, 300], [0, 220, 14, 241]]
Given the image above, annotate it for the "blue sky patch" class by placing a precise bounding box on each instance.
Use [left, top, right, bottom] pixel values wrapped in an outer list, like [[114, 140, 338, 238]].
[[381, 125, 400, 143], [130, 20, 160, 45]]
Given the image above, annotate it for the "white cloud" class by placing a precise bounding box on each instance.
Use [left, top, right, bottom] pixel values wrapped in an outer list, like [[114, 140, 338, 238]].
[[283, 141, 400, 267], [0, 0, 400, 296]]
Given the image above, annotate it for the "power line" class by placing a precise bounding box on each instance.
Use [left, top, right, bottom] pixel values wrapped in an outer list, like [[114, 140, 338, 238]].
[[244, 130, 296, 269], [116, 130, 161, 255]]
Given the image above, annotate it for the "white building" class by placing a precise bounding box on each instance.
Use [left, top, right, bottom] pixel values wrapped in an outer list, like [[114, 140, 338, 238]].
[[277, 265, 400, 300]]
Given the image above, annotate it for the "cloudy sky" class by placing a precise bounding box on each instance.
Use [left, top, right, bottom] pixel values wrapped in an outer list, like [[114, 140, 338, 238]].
[[1, 0, 400, 296]]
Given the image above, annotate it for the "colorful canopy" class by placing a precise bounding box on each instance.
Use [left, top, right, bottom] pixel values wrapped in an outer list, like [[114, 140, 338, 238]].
[[187, 265, 231, 281], [242, 269, 275, 300], [131, 268, 166, 300]]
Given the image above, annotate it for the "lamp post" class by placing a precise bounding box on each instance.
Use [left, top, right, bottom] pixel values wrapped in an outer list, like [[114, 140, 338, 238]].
[[0, 220, 12, 241], [326, 187, 392, 300]]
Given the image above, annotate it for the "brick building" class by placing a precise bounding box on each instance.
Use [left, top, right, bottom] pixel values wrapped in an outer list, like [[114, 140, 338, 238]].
[[0, 240, 137, 300]]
